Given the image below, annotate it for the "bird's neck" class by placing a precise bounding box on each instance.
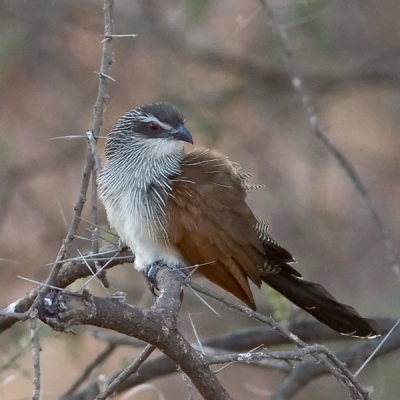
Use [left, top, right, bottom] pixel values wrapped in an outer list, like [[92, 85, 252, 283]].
[[101, 138, 184, 194]]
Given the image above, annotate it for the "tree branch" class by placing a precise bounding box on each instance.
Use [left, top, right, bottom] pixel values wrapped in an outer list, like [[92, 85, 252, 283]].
[[61, 343, 117, 400], [258, 0, 398, 272], [95, 344, 155, 400], [30, 311, 41, 400], [37, 266, 232, 400], [0, 245, 132, 333]]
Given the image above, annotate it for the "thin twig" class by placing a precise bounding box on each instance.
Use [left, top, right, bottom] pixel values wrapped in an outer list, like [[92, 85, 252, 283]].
[[56, 197, 68, 230], [49, 135, 87, 140], [212, 344, 267, 374], [259, 0, 398, 273], [187, 285, 222, 317], [44, 246, 125, 266], [95, 71, 116, 81], [29, 0, 115, 312], [188, 313, 204, 354], [74, 248, 106, 289], [104, 33, 137, 39], [95, 344, 155, 400], [206, 345, 327, 366], [191, 282, 371, 399], [90, 148, 109, 288], [61, 343, 117, 399], [0, 246, 133, 332], [179, 367, 195, 400], [77, 214, 120, 238], [16, 276, 64, 291], [0, 342, 30, 371], [355, 318, 400, 377], [87, 130, 103, 172], [79, 249, 120, 291], [85, 227, 117, 246], [88, 330, 147, 347], [70, 315, 397, 399], [73, 235, 93, 242], [0, 0, 115, 337], [30, 312, 41, 400]]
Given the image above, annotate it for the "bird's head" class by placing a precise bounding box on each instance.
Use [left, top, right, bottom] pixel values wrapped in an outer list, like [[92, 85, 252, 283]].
[[105, 103, 193, 159]]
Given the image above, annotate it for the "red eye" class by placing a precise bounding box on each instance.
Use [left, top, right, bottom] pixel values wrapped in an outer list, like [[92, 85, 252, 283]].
[[149, 123, 160, 132]]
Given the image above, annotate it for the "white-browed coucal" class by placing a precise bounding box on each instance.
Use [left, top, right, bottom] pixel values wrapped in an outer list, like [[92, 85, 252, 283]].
[[98, 102, 379, 338]]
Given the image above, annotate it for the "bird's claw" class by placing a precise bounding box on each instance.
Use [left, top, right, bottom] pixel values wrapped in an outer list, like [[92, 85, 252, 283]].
[[145, 260, 191, 290]]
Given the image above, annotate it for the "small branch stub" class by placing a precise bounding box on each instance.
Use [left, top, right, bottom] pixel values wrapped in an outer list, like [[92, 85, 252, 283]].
[[38, 290, 96, 332]]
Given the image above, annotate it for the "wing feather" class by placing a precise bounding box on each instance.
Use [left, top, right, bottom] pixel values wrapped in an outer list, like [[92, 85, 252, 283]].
[[166, 149, 264, 307]]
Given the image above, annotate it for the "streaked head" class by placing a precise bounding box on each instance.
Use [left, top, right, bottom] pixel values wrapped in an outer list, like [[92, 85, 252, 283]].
[[131, 103, 192, 144], [105, 103, 193, 159]]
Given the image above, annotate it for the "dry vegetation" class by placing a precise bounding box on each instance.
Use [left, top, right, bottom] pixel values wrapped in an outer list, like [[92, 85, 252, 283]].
[[0, 0, 399, 399]]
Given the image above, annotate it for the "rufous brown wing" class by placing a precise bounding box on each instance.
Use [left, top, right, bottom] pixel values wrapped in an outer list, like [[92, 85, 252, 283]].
[[166, 148, 379, 338]]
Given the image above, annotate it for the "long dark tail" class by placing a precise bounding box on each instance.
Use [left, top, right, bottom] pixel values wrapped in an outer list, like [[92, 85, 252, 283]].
[[262, 270, 379, 338]]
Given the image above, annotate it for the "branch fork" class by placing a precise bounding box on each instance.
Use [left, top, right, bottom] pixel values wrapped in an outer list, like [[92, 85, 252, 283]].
[[36, 265, 232, 400]]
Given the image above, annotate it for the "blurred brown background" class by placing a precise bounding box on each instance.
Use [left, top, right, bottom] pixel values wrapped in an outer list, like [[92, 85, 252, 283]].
[[0, 0, 399, 399]]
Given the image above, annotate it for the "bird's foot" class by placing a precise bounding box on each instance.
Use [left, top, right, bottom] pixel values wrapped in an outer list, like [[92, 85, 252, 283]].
[[145, 259, 190, 292]]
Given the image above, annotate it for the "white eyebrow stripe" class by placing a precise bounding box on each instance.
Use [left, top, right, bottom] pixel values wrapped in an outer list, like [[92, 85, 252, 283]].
[[134, 114, 173, 130]]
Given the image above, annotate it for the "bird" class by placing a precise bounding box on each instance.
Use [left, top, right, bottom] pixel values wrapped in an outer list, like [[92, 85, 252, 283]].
[[98, 102, 379, 338]]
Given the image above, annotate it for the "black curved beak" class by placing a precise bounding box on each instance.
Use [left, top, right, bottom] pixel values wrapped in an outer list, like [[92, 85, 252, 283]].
[[174, 124, 193, 144]]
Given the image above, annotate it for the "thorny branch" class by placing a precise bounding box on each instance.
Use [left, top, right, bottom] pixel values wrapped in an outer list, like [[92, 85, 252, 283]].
[[271, 323, 400, 400], [205, 345, 344, 366], [1, 1, 398, 400], [192, 283, 371, 400], [1, 1, 115, 398], [0, 246, 133, 333], [26, 0, 115, 314], [0, 0, 116, 329], [36, 266, 389, 400], [61, 343, 117, 400], [71, 311, 398, 400], [1, 242, 396, 399], [259, 0, 398, 273], [95, 344, 155, 400], [38, 267, 233, 400], [30, 312, 41, 400]]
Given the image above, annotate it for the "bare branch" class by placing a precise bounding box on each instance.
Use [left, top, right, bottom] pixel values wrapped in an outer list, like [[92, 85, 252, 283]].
[[0, 245, 132, 333], [355, 318, 400, 376], [27, 0, 115, 318], [86, 130, 103, 172], [90, 165, 109, 289], [95, 344, 155, 400], [61, 343, 117, 400], [192, 282, 371, 399], [272, 324, 400, 399], [88, 330, 147, 347], [258, 0, 398, 273], [179, 366, 196, 400], [4, 3, 397, 400], [0, 341, 30, 371], [205, 346, 325, 366], [91, 0, 114, 139], [30, 312, 41, 400], [37, 267, 232, 400], [104, 34, 137, 39], [67, 317, 393, 396]]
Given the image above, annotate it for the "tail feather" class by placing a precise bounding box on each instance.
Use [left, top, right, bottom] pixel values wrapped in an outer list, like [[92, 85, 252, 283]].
[[262, 270, 379, 338]]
